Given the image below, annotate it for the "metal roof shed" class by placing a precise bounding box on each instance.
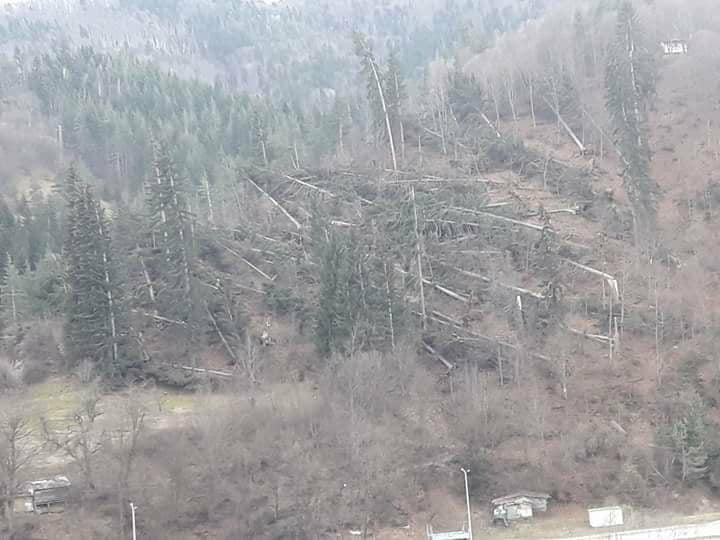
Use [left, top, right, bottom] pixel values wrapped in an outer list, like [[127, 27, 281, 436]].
[[491, 491, 551, 512], [16, 476, 72, 514]]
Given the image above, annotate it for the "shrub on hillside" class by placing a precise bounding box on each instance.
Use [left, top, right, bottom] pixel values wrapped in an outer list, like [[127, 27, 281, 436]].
[[0, 357, 21, 391], [263, 284, 306, 316], [15, 322, 61, 384]]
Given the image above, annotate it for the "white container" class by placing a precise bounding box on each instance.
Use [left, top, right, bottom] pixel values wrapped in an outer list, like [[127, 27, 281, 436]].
[[588, 506, 624, 528]]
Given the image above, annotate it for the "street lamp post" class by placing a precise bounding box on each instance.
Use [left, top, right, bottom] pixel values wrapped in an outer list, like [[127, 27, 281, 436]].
[[129, 502, 138, 540], [460, 468, 473, 540]]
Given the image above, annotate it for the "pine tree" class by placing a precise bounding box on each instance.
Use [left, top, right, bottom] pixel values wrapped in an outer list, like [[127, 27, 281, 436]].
[[353, 32, 398, 171], [13, 194, 45, 272], [573, 9, 595, 79], [605, 1, 658, 249], [251, 107, 270, 167], [0, 253, 7, 333], [384, 48, 406, 161], [331, 97, 352, 159], [0, 255, 26, 325], [63, 168, 133, 379], [145, 142, 195, 321], [0, 197, 14, 281], [658, 389, 710, 484], [312, 208, 408, 356], [313, 221, 358, 356], [448, 71, 483, 124]]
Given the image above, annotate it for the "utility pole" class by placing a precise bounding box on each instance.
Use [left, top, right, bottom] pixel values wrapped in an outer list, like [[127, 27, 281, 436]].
[[129, 502, 137, 540], [461, 468, 473, 540]]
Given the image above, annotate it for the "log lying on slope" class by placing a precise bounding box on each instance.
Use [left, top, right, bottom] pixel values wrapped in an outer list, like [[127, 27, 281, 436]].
[[542, 96, 586, 154], [562, 324, 614, 345], [480, 112, 503, 139], [562, 258, 620, 303], [422, 341, 455, 371], [272, 170, 336, 198], [244, 174, 302, 230], [217, 242, 276, 282], [428, 211, 591, 253], [157, 363, 234, 379], [384, 176, 506, 186], [393, 265, 469, 303], [470, 210, 591, 252], [426, 309, 551, 363], [131, 310, 187, 326], [438, 262, 546, 300], [205, 303, 239, 364]]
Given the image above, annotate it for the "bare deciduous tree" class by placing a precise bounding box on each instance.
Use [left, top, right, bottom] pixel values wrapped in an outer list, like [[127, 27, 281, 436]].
[[42, 390, 104, 489], [109, 395, 146, 536], [0, 406, 40, 536]]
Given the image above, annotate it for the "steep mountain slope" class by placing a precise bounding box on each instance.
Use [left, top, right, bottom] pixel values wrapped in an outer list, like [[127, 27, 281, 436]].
[[0, 0, 720, 539]]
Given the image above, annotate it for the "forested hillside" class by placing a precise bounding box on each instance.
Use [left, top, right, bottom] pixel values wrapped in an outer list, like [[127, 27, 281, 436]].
[[1, 0, 720, 538]]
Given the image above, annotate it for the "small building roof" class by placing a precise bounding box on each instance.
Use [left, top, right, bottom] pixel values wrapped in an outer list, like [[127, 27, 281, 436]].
[[491, 491, 551, 506], [19, 476, 71, 495], [588, 505, 623, 512], [429, 533, 470, 540]]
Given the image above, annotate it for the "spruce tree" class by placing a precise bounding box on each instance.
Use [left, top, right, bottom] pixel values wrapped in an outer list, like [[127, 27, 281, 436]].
[[384, 48, 406, 155], [63, 168, 133, 380], [312, 210, 407, 356], [573, 9, 595, 79], [13, 194, 45, 272], [448, 71, 483, 124], [0, 255, 26, 325], [145, 142, 195, 321], [605, 1, 658, 249], [353, 32, 398, 170], [313, 222, 358, 357], [251, 107, 270, 167], [0, 197, 14, 281]]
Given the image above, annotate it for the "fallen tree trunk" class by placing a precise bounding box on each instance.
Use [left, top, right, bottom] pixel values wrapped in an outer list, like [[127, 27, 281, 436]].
[[439, 262, 546, 300], [422, 341, 454, 371], [563, 324, 615, 345], [426, 309, 552, 362], [272, 170, 336, 198], [394, 265, 469, 304], [480, 112, 503, 138], [131, 310, 187, 326], [330, 220, 357, 228], [449, 203, 512, 216], [218, 242, 276, 282], [158, 362, 234, 379], [421, 127, 471, 151], [580, 104, 626, 163], [234, 284, 266, 295], [471, 210, 592, 251], [241, 258, 276, 281], [473, 210, 545, 232], [206, 303, 239, 364], [385, 177, 505, 186], [562, 258, 620, 303], [244, 175, 302, 230], [542, 96, 586, 154]]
